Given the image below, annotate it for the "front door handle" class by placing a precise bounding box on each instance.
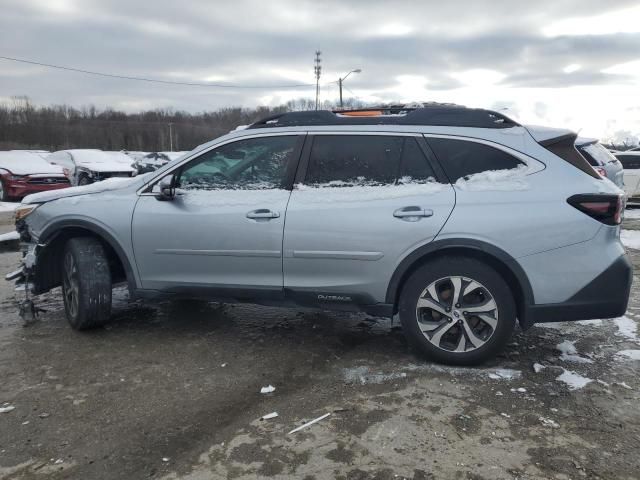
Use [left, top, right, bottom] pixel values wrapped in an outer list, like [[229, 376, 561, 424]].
[[393, 206, 434, 220], [246, 209, 280, 219]]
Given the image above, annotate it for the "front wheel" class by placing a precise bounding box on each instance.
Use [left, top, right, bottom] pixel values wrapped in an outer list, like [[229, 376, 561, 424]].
[[0, 179, 9, 201], [398, 256, 516, 365], [62, 237, 112, 329]]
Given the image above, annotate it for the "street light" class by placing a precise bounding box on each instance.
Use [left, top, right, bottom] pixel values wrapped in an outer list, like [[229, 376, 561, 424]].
[[338, 69, 362, 108]]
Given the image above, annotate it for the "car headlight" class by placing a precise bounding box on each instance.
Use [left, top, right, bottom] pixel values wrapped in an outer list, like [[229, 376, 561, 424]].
[[14, 205, 39, 222]]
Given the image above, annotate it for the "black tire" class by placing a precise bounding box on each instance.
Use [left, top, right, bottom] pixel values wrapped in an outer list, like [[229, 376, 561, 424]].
[[77, 174, 92, 186], [62, 237, 112, 330], [398, 256, 516, 366], [0, 179, 9, 201]]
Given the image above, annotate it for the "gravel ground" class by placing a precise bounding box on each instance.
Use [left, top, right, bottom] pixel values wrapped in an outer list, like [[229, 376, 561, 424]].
[[0, 207, 638, 480]]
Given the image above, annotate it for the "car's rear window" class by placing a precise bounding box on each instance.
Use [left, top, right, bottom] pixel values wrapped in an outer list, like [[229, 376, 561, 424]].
[[582, 143, 618, 166]]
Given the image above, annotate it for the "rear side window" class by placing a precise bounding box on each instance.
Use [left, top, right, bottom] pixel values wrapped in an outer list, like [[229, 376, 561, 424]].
[[306, 135, 402, 186], [426, 138, 525, 182], [617, 155, 640, 170], [304, 135, 436, 186]]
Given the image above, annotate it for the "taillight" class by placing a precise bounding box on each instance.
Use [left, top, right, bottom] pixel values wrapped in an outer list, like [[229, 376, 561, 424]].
[[594, 167, 607, 178], [568, 193, 625, 225]]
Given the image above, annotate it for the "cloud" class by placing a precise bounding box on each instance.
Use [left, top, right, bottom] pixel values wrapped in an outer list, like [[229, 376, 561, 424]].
[[0, 0, 639, 138]]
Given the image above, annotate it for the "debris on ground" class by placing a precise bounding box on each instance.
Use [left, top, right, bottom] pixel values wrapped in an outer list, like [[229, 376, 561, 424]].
[[533, 363, 545, 373], [0, 405, 15, 413], [162, 457, 169, 463], [38, 412, 50, 418], [539, 417, 560, 428], [288, 412, 331, 434], [260, 385, 275, 394], [260, 412, 278, 421]]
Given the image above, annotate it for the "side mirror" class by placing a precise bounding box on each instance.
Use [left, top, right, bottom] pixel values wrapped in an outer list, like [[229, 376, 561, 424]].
[[155, 174, 176, 201]]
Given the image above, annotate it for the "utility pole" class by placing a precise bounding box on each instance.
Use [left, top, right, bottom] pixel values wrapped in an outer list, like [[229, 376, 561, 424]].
[[168, 122, 173, 151], [314, 50, 322, 110], [338, 69, 361, 109]]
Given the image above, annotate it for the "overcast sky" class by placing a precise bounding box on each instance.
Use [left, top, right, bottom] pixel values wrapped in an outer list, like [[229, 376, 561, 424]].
[[1, 0, 639, 141]]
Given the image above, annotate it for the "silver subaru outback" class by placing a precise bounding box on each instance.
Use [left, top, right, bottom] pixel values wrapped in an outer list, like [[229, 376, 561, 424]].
[[7, 105, 632, 365]]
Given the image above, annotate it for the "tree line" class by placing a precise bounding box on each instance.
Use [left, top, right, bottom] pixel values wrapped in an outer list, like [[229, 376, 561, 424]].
[[3, 96, 634, 153], [0, 96, 365, 153]]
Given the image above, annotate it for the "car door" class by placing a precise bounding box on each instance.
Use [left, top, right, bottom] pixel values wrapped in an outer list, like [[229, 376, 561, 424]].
[[283, 133, 456, 305], [131, 133, 304, 294]]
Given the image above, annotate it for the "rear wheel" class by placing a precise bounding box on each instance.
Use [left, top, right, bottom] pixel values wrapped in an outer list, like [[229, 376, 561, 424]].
[[398, 256, 516, 365], [62, 237, 112, 329], [77, 174, 92, 186]]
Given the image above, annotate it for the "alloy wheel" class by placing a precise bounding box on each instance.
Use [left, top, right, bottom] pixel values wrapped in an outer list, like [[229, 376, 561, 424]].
[[62, 251, 80, 319], [415, 276, 498, 352]]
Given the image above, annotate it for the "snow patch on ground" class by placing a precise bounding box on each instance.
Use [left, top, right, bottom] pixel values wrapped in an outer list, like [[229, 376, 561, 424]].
[[0, 202, 19, 213], [0, 231, 19, 242], [615, 349, 640, 360], [620, 230, 640, 249], [454, 165, 529, 191], [487, 368, 522, 380], [576, 319, 603, 326], [614, 316, 638, 342], [623, 208, 640, 219], [556, 340, 593, 363], [343, 366, 407, 385], [556, 369, 593, 390]]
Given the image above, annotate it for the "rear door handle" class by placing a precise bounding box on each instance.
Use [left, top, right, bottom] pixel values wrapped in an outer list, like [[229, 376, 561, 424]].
[[246, 209, 280, 219], [393, 206, 434, 220]]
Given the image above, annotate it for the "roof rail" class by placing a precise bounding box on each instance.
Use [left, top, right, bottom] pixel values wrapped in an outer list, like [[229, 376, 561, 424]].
[[247, 104, 519, 130]]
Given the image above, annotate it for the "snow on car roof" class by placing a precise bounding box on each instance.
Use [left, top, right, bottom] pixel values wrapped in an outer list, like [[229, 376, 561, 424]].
[[0, 150, 64, 175]]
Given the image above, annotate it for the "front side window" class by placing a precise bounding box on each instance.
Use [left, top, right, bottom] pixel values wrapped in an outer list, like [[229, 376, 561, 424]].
[[426, 137, 525, 182], [304, 135, 436, 186], [178, 136, 298, 190]]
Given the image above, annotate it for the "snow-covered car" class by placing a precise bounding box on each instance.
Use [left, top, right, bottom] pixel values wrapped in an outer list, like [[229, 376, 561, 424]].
[[131, 151, 188, 174], [614, 151, 640, 201], [0, 150, 70, 201], [46, 149, 137, 186], [575, 137, 624, 189]]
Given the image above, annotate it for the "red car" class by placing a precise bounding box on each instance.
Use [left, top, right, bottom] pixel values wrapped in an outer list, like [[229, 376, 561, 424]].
[[0, 151, 70, 201]]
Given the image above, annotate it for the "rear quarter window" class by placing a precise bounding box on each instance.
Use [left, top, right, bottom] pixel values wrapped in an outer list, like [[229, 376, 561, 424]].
[[425, 137, 525, 182]]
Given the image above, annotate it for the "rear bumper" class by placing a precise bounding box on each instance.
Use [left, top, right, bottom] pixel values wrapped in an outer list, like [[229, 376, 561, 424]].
[[525, 254, 632, 325]]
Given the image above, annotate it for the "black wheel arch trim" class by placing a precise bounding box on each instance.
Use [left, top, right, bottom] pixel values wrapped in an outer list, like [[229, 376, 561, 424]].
[[385, 238, 535, 327], [38, 218, 138, 292]]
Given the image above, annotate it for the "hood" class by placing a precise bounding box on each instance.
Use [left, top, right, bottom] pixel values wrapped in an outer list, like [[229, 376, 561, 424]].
[[23, 174, 151, 204], [0, 151, 65, 176]]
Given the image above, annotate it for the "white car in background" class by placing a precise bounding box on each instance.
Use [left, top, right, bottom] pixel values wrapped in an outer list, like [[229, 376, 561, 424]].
[[613, 151, 640, 201], [46, 149, 137, 186]]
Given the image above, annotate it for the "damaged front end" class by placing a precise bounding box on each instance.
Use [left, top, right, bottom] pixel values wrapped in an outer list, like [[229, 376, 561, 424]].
[[3, 207, 45, 325]]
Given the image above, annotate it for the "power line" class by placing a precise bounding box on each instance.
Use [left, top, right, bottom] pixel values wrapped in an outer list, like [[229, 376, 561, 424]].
[[0, 55, 322, 89]]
